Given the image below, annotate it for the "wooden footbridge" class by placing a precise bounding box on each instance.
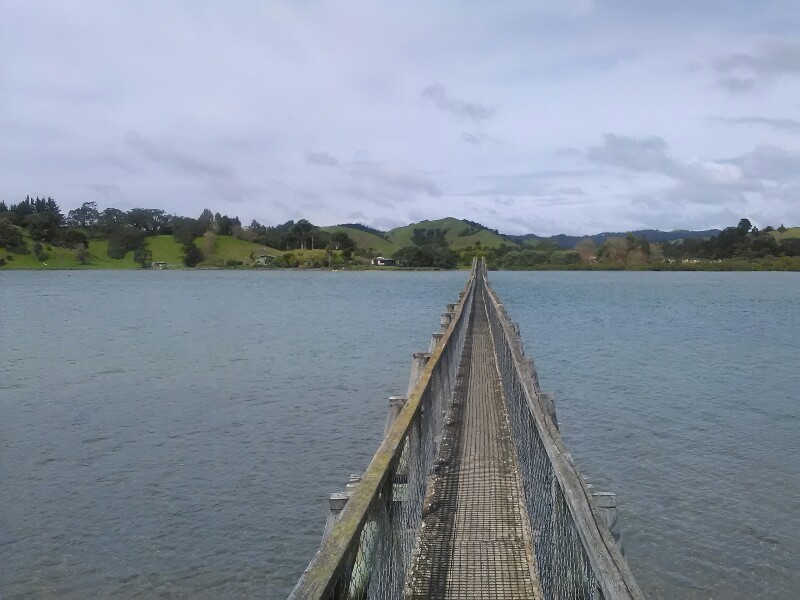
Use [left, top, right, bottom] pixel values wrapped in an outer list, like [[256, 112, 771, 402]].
[[290, 260, 643, 600]]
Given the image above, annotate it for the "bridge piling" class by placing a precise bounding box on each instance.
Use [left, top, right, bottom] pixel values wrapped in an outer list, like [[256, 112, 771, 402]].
[[322, 492, 350, 542], [384, 396, 407, 436], [440, 312, 454, 329], [406, 353, 430, 397], [539, 391, 558, 429], [428, 332, 444, 353]]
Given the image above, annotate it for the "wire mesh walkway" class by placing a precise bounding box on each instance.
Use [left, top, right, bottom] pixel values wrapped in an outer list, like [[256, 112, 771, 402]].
[[405, 292, 542, 599]]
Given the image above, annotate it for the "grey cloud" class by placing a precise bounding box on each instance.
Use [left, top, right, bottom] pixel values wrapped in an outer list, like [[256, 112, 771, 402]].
[[125, 132, 233, 180], [631, 182, 750, 209], [371, 216, 408, 230], [713, 40, 800, 92], [86, 183, 126, 202], [585, 133, 677, 174], [348, 161, 442, 197], [206, 180, 265, 203], [726, 145, 800, 181], [461, 132, 502, 147], [346, 211, 369, 221], [555, 186, 585, 196], [583, 134, 759, 189], [305, 151, 340, 167], [422, 84, 494, 122], [462, 132, 482, 146], [709, 116, 800, 132], [716, 76, 758, 93]]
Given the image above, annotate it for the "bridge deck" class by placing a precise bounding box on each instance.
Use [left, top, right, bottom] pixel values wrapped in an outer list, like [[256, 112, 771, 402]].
[[405, 292, 542, 599]]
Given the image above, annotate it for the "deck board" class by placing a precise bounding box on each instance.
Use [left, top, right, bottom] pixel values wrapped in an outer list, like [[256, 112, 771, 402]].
[[405, 292, 542, 599]]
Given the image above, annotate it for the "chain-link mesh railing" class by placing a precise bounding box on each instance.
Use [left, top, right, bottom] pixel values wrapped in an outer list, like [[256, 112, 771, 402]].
[[481, 262, 643, 600], [289, 260, 479, 600]]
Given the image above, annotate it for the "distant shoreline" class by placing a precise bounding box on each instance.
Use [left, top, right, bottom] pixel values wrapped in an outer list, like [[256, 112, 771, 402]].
[[3, 262, 799, 273]]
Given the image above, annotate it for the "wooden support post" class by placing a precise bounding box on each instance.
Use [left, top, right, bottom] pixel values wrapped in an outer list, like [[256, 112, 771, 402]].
[[384, 396, 407, 436], [525, 357, 541, 392], [440, 312, 453, 329], [539, 391, 558, 429], [407, 352, 431, 396], [322, 491, 349, 541], [429, 332, 444, 353], [446, 302, 457, 313], [592, 491, 624, 555]]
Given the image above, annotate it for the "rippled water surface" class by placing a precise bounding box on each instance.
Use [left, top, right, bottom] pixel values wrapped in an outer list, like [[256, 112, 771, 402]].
[[1, 270, 798, 599]]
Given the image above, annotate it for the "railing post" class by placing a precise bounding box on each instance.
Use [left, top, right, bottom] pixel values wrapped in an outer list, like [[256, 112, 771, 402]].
[[440, 311, 454, 329], [407, 352, 430, 396], [322, 491, 350, 541], [429, 332, 444, 353], [384, 396, 407, 436], [539, 391, 558, 430], [592, 491, 624, 555]]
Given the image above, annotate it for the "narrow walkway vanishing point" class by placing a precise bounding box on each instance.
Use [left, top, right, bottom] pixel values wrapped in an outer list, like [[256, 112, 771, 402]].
[[406, 292, 540, 599], [289, 260, 643, 600]]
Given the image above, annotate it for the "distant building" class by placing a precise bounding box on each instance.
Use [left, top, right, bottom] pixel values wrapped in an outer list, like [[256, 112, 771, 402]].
[[253, 248, 277, 266], [153, 262, 168, 270], [371, 256, 396, 266]]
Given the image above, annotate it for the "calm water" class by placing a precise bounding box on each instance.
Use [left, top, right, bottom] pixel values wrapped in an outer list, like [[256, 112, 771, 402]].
[[1, 271, 798, 599]]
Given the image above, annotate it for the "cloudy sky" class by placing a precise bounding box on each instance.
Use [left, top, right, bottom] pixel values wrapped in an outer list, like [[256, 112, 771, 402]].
[[2, 1, 800, 235]]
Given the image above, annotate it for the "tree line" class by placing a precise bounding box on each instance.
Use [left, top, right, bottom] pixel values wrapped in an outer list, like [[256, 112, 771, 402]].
[[472, 218, 799, 270], [0, 197, 364, 268]]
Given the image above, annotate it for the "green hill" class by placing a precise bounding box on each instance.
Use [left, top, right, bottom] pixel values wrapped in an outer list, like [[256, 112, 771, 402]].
[[197, 234, 282, 265], [321, 225, 399, 256], [0, 233, 283, 269], [773, 227, 800, 241], [386, 218, 511, 251]]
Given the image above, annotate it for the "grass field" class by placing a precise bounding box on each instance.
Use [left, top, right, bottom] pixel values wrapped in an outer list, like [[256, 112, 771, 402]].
[[0, 233, 280, 269], [321, 225, 399, 256], [773, 227, 800, 241], [386, 217, 510, 250]]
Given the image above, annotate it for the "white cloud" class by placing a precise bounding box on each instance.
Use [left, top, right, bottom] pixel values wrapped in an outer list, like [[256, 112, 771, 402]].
[[1, 0, 799, 235]]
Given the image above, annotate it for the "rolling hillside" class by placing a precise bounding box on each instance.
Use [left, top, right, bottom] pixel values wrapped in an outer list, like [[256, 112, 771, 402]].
[[386, 218, 510, 251], [1, 233, 281, 269], [321, 225, 399, 256], [773, 227, 800, 241]]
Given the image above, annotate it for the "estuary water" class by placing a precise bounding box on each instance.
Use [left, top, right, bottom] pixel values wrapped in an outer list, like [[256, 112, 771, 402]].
[[0, 270, 798, 599]]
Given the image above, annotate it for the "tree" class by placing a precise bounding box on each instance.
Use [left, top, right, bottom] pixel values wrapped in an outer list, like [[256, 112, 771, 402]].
[[107, 227, 146, 259], [76, 247, 91, 265], [574, 238, 596, 262], [597, 238, 628, 263], [0, 220, 27, 253], [411, 227, 447, 247], [127, 208, 168, 233], [133, 246, 153, 268], [197, 208, 214, 232], [326, 243, 335, 268], [291, 219, 315, 250], [26, 212, 60, 242], [97, 208, 128, 233], [171, 216, 205, 245], [393, 245, 458, 268], [737, 218, 752, 234], [67, 202, 100, 228], [33, 242, 49, 262], [182, 242, 204, 267], [63, 229, 89, 248]]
